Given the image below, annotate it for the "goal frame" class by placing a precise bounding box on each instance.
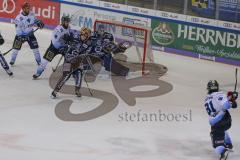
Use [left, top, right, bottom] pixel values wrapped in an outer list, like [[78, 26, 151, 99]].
[[93, 19, 152, 75]]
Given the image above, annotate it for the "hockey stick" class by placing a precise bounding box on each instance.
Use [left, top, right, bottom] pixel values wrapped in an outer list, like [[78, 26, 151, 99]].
[[3, 28, 40, 56], [84, 71, 93, 96], [234, 68, 238, 92], [52, 55, 63, 72]]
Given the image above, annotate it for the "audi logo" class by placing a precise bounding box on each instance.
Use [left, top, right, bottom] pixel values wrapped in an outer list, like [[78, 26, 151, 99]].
[[0, 0, 16, 14]]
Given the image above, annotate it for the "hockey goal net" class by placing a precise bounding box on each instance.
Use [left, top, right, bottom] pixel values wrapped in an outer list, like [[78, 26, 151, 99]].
[[94, 20, 154, 75]]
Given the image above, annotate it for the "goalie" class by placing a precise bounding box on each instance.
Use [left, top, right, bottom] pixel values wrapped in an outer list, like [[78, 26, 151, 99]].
[[90, 24, 131, 76]]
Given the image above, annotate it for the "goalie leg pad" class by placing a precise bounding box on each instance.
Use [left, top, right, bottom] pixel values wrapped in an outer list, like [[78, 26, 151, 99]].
[[102, 54, 129, 76]]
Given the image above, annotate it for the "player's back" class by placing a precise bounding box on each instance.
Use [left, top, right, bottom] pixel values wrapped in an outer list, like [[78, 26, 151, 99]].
[[204, 91, 228, 116]]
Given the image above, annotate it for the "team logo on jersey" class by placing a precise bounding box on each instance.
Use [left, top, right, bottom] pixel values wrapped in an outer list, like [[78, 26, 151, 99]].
[[0, 0, 16, 14], [27, 18, 31, 23], [152, 22, 175, 46]]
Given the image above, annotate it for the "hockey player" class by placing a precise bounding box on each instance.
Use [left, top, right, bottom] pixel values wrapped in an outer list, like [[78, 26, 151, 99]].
[[90, 24, 131, 76], [32, 15, 71, 79], [0, 33, 13, 76], [51, 27, 92, 98], [10, 2, 44, 66], [205, 80, 238, 160]]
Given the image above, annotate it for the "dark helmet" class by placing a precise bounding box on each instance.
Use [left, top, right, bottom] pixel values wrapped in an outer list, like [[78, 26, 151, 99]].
[[207, 80, 219, 94], [61, 15, 71, 24]]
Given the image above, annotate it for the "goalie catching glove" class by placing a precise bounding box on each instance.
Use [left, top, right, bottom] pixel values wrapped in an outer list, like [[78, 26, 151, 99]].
[[103, 41, 132, 54]]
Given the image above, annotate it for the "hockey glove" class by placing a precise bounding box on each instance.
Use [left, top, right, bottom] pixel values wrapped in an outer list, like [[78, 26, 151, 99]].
[[227, 91, 238, 108], [36, 20, 44, 29], [228, 91, 238, 101], [0, 34, 4, 45]]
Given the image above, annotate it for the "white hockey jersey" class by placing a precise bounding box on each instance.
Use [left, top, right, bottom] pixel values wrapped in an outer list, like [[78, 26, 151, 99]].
[[204, 91, 228, 117], [15, 11, 37, 36], [51, 25, 70, 49]]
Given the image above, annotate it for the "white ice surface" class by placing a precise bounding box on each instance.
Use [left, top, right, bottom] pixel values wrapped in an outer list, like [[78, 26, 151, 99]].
[[0, 22, 239, 160]]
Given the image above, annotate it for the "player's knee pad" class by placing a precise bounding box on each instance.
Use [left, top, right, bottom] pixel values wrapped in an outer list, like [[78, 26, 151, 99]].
[[210, 131, 225, 148], [215, 146, 225, 155], [28, 35, 39, 49], [224, 132, 232, 145]]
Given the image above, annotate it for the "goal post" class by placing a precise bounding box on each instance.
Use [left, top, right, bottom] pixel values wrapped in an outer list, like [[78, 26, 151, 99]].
[[93, 19, 154, 75]]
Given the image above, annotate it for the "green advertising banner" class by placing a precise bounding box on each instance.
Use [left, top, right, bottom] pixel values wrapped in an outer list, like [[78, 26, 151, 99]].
[[151, 19, 240, 60]]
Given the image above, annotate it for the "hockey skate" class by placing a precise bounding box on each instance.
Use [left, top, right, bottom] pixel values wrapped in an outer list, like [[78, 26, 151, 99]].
[[9, 61, 15, 66], [220, 149, 230, 160], [225, 143, 233, 150], [32, 73, 40, 79], [6, 69, 13, 76], [51, 91, 57, 99], [75, 87, 82, 97]]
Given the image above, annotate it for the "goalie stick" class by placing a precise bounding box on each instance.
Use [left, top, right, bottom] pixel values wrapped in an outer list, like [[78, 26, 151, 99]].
[[3, 27, 40, 56]]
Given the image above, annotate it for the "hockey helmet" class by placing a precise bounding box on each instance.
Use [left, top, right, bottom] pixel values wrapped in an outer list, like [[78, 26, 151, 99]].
[[61, 15, 71, 24], [207, 80, 219, 94]]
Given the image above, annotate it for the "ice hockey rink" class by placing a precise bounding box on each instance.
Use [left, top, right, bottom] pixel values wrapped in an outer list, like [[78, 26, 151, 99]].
[[0, 21, 240, 160]]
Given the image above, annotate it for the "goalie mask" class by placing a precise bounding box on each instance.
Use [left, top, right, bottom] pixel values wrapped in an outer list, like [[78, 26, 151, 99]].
[[80, 27, 91, 41], [207, 80, 219, 94]]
